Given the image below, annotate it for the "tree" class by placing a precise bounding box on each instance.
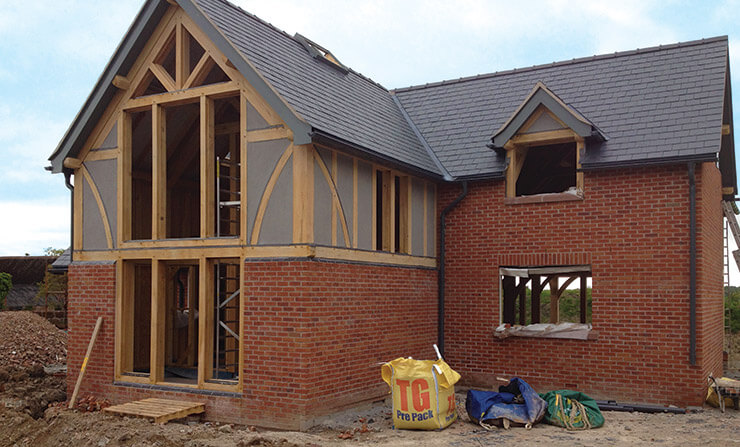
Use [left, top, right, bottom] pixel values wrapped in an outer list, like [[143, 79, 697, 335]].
[[726, 286, 740, 334], [36, 267, 68, 310], [0, 272, 12, 310], [43, 247, 65, 256]]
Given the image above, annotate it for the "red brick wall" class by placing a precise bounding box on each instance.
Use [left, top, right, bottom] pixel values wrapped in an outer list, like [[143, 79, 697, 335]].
[[438, 163, 724, 407], [67, 259, 437, 429], [67, 263, 116, 399], [241, 260, 437, 428]]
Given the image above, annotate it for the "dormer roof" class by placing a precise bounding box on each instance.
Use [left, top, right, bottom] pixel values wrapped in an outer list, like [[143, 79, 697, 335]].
[[491, 82, 606, 149]]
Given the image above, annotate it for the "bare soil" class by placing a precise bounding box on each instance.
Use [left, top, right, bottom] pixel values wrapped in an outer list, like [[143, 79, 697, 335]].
[[1, 390, 740, 447], [2, 310, 740, 446]]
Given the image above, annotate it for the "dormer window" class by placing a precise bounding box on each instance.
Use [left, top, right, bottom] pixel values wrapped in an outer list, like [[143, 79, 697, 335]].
[[516, 142, 577, 196], [491, 82, 606, 202]]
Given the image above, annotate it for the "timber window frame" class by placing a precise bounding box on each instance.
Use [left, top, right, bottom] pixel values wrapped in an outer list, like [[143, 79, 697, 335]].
[[373, 167, 411, 254], [116, 256, 244, 392], [118, 11, 246, 244], [497, 265, 593, 340]]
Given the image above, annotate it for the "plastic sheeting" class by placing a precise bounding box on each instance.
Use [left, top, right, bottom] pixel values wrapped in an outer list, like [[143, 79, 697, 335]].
[[494, 322, 593, 340], [466, 377, 547, 428]]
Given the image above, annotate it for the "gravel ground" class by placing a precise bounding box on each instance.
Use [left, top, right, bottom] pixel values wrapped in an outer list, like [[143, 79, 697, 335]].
[[0, 311, 67, 371]]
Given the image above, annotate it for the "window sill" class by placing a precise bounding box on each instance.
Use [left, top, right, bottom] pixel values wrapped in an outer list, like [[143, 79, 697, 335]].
[[504, 190, 584, 205], [113, 381, 241, 397], [494, 323, 598, 340]]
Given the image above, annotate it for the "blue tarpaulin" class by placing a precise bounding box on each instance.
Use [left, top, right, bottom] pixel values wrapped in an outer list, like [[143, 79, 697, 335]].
[[466, 378, 547, 428]]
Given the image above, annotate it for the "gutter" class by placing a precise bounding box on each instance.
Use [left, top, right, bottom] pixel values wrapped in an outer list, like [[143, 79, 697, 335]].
[[438, 181, 468, 357], [688, 163, 696, 365]]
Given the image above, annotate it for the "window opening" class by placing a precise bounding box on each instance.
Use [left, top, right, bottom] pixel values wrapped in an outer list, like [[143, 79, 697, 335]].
[[214, 96, 241, 237], [123, 261, 152, 376], [134, 71, 168, 98], [516, 142, 576, 196], [375, 170, 385, 251], [163, 262, 199, 385], [165, 102, 201, 238], [130, 109, 153, 240], [187, 31, 206, 74], [211, 258, 240, 383], [375, 170, 410, 253], [500, 266, 591, 325], [156, 32, 177, 82], [200, 64, 230, 86]]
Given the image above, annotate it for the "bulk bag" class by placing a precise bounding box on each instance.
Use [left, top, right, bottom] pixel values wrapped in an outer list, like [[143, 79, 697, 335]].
[[381, 357, 461, 430], [466, 377, 547, 429], [539, 390, 604, 429]]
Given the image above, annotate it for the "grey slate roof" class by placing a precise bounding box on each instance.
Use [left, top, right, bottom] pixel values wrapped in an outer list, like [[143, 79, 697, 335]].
[[50, 0, 732, 185], [394, 37, 730, 179], [193, 0, 442, 176], [49, 249, 71, 275]]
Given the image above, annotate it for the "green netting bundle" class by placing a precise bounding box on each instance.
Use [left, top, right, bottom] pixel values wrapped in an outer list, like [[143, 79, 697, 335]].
[[539, 390, 604, 430]]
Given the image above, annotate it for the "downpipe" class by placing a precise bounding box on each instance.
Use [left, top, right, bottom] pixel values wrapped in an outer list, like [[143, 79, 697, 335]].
[[438, 181, 468, 357]]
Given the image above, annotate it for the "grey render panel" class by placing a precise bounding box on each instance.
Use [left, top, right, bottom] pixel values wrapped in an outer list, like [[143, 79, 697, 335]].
[[426, 183, 436, 257], [82, 178, 108, 250], [336, 153, 354, 248], [523, 112, 565, 134], [86, 159, 118, 248], [247, 139, 290, 241], [411, 178, 425, 256], [314, 149, 332, 246], [193, 0, 442, 176], [246, 102, 270, 131], [394, 37, 729, 178], [356, 161, 374, 250], [260, 156, 293, 244], [97, 123, 118, 150]]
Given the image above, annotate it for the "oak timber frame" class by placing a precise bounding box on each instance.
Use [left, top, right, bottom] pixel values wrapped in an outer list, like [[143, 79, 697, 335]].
[[65, 4, 438, 395], [372, 167, 412, 254], [500, 265, 591, 325], [107, 8, 256, 393], [504, 106, 585, 198]]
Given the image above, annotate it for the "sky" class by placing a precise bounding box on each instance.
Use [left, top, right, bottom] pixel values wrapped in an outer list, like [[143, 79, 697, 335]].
[[0, 0, 739, 281]]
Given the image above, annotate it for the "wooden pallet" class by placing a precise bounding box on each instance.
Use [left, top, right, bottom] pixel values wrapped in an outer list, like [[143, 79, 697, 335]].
[[103, 398, 205, 423]]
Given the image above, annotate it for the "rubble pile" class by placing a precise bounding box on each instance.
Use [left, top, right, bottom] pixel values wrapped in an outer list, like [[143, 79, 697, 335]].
[[0, 311, 67, 371]]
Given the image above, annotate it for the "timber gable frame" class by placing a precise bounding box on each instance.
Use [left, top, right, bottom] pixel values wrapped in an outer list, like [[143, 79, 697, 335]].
[[59, 1, 438, 395]]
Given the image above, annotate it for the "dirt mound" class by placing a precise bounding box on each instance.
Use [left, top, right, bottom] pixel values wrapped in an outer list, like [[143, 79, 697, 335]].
[[0, 311, 67, 371]]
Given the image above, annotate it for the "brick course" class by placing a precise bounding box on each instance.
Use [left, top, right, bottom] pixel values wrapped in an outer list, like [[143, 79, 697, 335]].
[[438, 163, 724, 406]]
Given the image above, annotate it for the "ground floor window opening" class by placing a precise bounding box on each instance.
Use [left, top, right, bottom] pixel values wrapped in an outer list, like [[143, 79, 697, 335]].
[[497, 265, 592, 340], [120, 257, 241, 388]]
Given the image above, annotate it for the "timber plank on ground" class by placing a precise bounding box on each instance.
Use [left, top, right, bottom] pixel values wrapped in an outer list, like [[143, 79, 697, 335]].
[[103, 398, 205, 423]]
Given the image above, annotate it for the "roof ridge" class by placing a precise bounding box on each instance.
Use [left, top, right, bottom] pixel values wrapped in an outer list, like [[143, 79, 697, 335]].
[[391, 35, 729, 93], [206, 0, 392, 93]]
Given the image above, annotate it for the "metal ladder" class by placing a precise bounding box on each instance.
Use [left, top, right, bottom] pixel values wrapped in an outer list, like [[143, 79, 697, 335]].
[[216, 156, 240, 237], [722, 201, 740, 269], [722, 200, 738, 364]]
